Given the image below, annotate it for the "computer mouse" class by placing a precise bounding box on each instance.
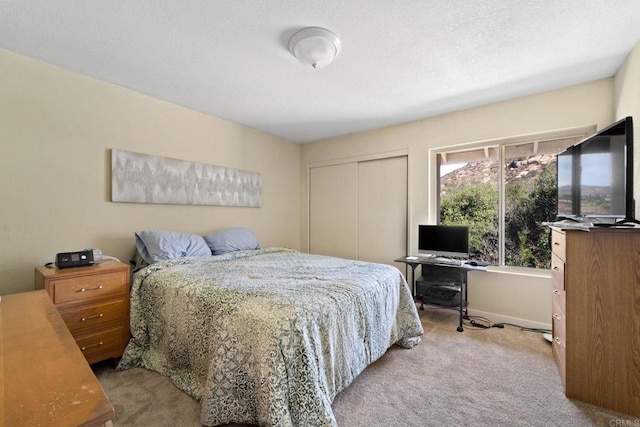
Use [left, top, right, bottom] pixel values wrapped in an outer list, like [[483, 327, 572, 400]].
[[469, 261, 478, 266]]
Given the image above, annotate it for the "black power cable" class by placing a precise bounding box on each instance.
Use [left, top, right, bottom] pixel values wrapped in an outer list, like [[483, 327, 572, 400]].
[[465, 316, 549, 333]]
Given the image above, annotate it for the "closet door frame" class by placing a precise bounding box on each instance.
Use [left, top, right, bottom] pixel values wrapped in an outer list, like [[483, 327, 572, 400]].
[[307, 149, 410, 260]]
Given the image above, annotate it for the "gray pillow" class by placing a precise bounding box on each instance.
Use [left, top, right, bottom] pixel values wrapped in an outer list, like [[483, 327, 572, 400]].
[[135, 230, 212, 264], [203, 227, 260, 255]]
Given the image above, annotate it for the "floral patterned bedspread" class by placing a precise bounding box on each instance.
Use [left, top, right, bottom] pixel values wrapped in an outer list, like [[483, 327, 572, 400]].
[[117, 248, 423, 426]]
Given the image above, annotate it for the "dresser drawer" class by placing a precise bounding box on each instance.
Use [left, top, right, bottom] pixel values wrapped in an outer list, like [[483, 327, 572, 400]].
[[552, 297, 566, 335], [552, 286, 566, 316], [551, 230, 566, 262], [58, 298, 127, 333], [551, 298, 567, 385], [75, 325, 127, 360], [552, 300, 566, 388], [551, 253, 565, 292], [49, 272, 127, 304]]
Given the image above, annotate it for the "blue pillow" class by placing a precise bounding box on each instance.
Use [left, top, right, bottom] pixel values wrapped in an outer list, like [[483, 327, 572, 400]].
[[203, 227, 260, 255], [135, 230, 212, 264]]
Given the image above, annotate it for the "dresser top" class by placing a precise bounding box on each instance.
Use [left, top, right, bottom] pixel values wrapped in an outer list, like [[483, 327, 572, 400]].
[[0, 290, 114, 426], [550, 225, 640, 234]]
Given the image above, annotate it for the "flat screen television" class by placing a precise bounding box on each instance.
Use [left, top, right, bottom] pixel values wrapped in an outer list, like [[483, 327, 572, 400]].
[[418, 224, 469, 258], [556, 116, 635, 223]]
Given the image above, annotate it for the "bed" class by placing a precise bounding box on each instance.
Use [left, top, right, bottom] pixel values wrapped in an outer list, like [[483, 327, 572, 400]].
[[117, 229, 423, 426]]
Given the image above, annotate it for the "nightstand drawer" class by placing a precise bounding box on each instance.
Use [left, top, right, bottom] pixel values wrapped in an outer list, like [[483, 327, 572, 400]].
[[59, 298, 127, 333], [50, 272, 127, 304], [75, 325, 126, 360]]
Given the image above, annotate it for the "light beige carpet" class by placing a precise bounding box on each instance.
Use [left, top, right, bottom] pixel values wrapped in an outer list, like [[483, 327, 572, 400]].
[[94, 307, 638, 426]]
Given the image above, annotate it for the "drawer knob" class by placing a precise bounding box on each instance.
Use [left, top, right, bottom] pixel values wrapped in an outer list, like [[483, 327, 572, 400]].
[[553, 290, 560, 295], [553, 266, 559, 271], [554, 337, 561, 344], [554, 242, 560, 246], [81, 341, 103, 351], [553, 313, 561, 320], [80, 285, 104, 292], [81, 313, 104, 322]]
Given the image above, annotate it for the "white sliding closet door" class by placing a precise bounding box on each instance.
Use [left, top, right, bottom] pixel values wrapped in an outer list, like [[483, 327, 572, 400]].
[[358, 156, 407, 268], [309, 155, 407, 268], [309, 163, 358, 259]]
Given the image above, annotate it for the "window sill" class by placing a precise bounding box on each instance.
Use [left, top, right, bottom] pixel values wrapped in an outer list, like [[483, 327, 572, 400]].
[[484, 265, 551, 279]]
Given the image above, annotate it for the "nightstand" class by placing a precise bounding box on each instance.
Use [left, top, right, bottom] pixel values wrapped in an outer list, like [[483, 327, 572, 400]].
[[35, 261, 130, 364]]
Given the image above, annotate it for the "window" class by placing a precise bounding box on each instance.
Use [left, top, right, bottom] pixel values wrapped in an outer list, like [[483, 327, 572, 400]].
[[436, 135, 584, 269]]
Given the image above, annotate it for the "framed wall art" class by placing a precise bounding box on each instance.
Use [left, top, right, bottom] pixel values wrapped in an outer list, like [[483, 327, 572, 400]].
[[111, 149, 261, 207]]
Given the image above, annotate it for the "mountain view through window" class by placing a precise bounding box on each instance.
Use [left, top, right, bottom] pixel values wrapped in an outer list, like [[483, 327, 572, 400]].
[[437, 136, 583, 268]]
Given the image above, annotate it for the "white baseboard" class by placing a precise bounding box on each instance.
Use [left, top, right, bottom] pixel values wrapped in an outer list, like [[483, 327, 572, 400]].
[[466, 308, 551, 331]]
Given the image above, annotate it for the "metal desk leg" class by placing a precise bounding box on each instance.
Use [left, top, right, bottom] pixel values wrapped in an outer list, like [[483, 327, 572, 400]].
[[457, 270, 468, 332], [410, 263, 417, 297], [457, 279, 465, 332], [406, 263, 422, 309], [463, 278, 469, 320]]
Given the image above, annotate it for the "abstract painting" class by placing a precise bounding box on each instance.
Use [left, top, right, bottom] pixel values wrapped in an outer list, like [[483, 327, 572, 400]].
[[111, 149, 261, 207]]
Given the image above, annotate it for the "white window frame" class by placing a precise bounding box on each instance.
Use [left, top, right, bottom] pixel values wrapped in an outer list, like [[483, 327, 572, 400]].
[[428, 125, 595, 269]]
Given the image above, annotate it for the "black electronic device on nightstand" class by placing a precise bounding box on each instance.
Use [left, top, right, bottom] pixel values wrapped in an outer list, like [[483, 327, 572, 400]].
[[55, 249, 101, 269]]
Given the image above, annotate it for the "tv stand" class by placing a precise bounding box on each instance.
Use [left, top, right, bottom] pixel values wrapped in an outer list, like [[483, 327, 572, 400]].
[[555, 216, 582, 223], [592, 219, 640, 227], [617, 217, 640, 225], [395, 256, 487, 332]]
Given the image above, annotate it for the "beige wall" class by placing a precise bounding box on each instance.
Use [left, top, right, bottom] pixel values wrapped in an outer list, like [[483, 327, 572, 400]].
[[301, 78, 616, 328], [614, 40, 640, 219], [4, 36, 639, 324], [0, 49, 301, 295]]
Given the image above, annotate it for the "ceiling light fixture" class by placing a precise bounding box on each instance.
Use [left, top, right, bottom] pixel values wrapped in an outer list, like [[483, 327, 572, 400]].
[[288, 27, 341, 69]]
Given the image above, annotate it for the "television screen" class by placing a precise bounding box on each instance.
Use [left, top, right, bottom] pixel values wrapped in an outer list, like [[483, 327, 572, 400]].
[[418, 225, 469, 258], [556, 117, 634, 222]]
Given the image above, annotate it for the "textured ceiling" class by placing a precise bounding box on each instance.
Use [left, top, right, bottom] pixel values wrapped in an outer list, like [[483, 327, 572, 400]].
[[1, 1, 640, 143]]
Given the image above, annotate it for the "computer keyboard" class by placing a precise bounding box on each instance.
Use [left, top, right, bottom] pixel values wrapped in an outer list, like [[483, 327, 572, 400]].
[[432, 257, 461, 266]]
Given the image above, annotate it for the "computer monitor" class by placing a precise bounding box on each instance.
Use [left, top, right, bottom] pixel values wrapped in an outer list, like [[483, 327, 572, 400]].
[[418, 224, 469, 258]]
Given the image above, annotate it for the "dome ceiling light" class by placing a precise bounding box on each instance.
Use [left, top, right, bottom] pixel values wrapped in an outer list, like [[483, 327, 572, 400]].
[[288, 27, 341, 69]]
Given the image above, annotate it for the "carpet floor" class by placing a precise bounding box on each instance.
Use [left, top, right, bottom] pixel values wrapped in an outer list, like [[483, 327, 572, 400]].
[[94, 306, 639, 426]]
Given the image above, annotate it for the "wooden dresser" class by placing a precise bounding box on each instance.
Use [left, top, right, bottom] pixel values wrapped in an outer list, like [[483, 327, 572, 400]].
[[35, 261, 130, 364], [551, 227, 640, 417], [1, 290, 114, 426]]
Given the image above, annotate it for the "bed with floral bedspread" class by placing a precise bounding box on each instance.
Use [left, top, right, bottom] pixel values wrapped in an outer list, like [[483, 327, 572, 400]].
[[117, 247, 423, 426]]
